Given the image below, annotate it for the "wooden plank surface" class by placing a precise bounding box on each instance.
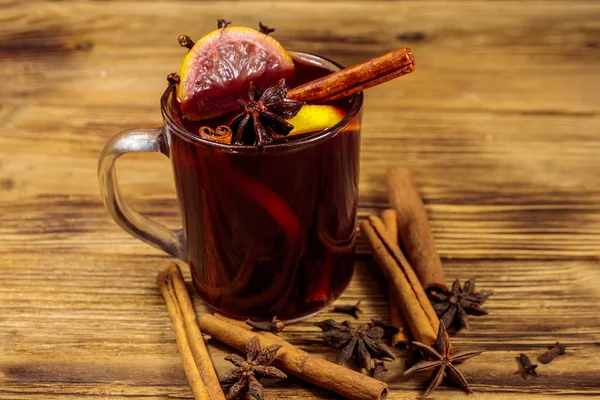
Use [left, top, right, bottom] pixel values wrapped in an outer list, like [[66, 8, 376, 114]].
[[1, 1, 599, 399]]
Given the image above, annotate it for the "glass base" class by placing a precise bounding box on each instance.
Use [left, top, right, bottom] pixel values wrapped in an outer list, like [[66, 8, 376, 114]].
[[199, 270, 354, 324]]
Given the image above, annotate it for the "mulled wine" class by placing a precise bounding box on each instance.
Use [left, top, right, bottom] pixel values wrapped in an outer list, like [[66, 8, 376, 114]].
[[166, 54, 362, 321]]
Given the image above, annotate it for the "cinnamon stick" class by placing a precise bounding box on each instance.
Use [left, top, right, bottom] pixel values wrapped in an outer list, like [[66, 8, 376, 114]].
[[361, 216, 443, 346], [199, 314, 389, 400], [389, 289, 412, 346], [380, 209, 411, 346], [288, 47, 414, 103], [166, 264, 226, 400], [381, 209, 399, 246], [386, 167, 448, 292], [157, 266, 225, 400], [157, 271, 212, 400]]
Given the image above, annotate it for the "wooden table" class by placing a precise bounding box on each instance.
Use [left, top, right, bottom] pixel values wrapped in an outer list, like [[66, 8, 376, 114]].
[[2, 1, 599, 399]]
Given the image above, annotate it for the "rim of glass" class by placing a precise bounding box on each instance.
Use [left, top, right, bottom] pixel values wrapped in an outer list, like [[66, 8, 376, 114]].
[[160, 51, 363, 153]]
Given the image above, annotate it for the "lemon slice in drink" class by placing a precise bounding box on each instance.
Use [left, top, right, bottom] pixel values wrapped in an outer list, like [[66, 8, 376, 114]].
[[288, 105, 345, 136]]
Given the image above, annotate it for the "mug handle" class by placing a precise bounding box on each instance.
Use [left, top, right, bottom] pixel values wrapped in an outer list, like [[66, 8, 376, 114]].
[[98, 127, 186, 260]]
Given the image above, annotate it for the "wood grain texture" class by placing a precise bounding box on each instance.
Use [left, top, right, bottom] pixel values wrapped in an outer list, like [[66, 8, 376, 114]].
[[1, 1, 599, 399]]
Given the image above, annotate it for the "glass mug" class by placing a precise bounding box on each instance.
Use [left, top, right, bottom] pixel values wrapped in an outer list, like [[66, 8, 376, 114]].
[[98, 52, 363, 321]]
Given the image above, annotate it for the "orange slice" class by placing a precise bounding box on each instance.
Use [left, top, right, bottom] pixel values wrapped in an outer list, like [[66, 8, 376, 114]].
[[177, 27, 295, 120]]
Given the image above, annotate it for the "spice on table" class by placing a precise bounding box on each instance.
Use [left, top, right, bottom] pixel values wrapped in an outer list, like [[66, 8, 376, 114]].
[[380, 208, 412, 346], [157, 264, 226, 400], [372, 361, 387, 381], [245, 316, 286, 334], [386, 167, 448, 292], [538, 342, 566, 364], [221, 336, 287, 400], [389, 293, 412, 346], [199, 314, 389, 400], [361, 215, 445, 346], [428, 278, 493, 330], [215, 313, 287, 345], [404, 323, 483, 398], [333, 301, 363, 319], [381, 209, 399, 245], [519, 353, 538, 377], [314, 319, 395, 370]]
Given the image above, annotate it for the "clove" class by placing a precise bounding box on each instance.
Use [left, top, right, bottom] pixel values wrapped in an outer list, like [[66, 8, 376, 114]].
[[178, 35, 195, 50], [167, 73, 180, 84], [538, 342, 566, 364], [245, 316, 285, 334], [217, 19, 232, 29], [333, 301, 362, 319], [259, 22, 275, 35]]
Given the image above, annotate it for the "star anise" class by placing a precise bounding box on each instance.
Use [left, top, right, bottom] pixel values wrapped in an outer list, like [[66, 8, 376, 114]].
[[221, 336, 287, 400], [314, 319, 395, 370], [229, 79, 304, 146], [428, 278, 493, 330], [405, 322, 483, 398]]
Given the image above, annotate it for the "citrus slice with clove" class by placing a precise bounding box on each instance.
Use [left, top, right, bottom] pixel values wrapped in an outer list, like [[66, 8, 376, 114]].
[[177, 26, 295, 120]]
